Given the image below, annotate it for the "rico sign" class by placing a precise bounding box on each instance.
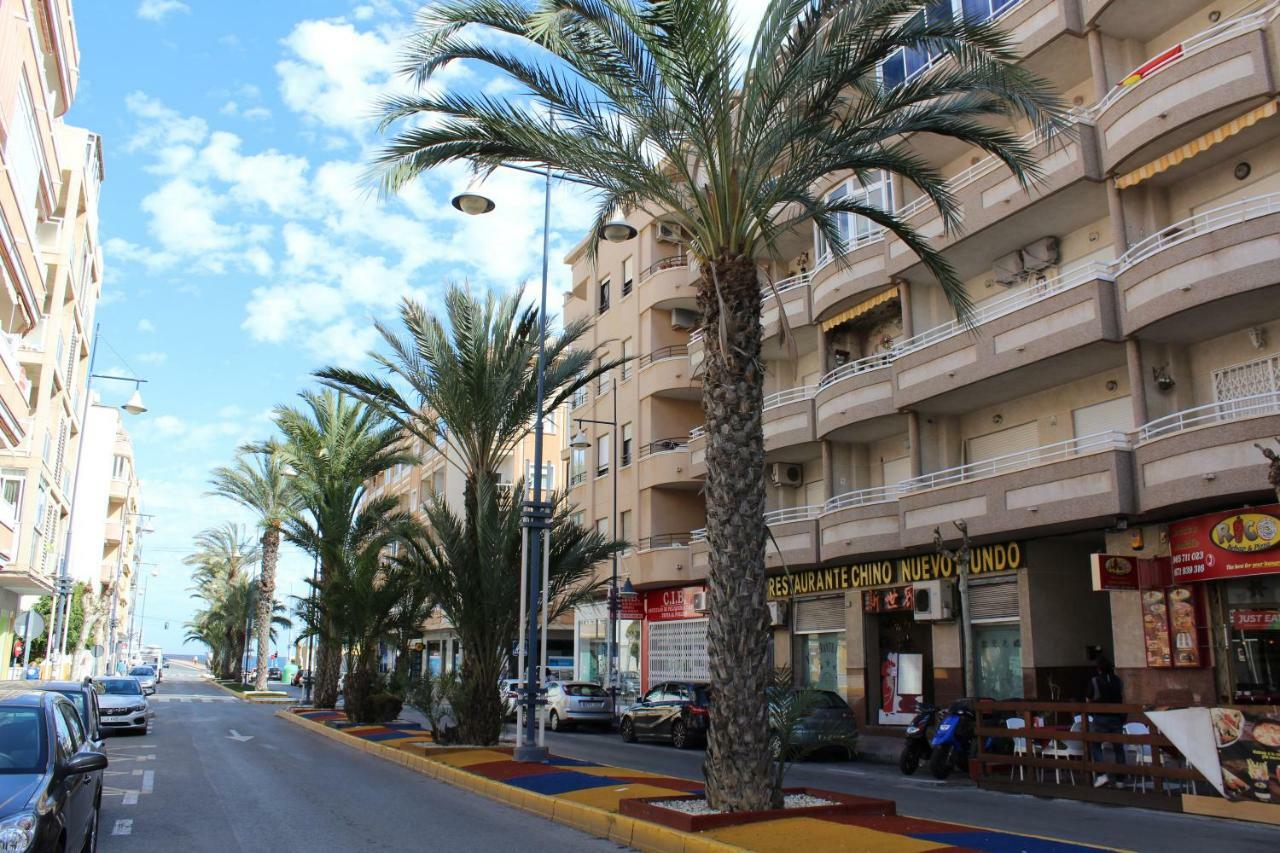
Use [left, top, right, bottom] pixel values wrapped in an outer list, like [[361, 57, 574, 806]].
[[767, 542, 1024, 599]]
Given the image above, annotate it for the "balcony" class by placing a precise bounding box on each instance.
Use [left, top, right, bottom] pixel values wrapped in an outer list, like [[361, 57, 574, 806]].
[[763, 386, 816, 451], [688, 330, 704, 372], [0, 514, 14, 563], [996, 0, 1086, 62], [1135, 392, 1280, 514], [818, 485, 904, 562], [762, 271, 815, 340], [815, 352, 897, 438], [108, 478, 129, 501], [1117, 193, 1280, 339], [689, 426, 706, 477], [0, 563, 54, 595], [1092, 6, 1280, 175], [811, 236, 889, 321], [629, 534, 695, 587], [637, 255, 697, 313], [636, 438, 694, 490], [104, 521, 123, 544], [897, 431, 1136, 546], [637, 345, 697, 400], [893, 261, 1122, 411], [0, 335, 31, 447], [762, 506, 820, 568]]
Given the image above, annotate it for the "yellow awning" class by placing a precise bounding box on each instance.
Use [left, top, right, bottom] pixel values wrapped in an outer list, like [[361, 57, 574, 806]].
[[820, 287, 899, 332], [1115, 99, 1279, 190]]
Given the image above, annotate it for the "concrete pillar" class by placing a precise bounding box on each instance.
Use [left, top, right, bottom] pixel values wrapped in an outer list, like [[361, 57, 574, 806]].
[[1107, 182, 1128, 255], [1086, 28, 1110, 99], [821, 440, 834, 502], [896, 278, 914, 338], [1126, 338, 1149, 428], [907, 410, 922, 477]]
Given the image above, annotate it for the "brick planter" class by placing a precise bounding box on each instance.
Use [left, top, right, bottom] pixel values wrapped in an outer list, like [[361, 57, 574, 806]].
[[618, 787, 894, 832]]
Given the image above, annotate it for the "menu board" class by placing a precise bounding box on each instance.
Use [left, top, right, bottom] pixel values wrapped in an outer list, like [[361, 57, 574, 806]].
[[1140, 586, 1202, 668], [1168, 586, 1201, 667], [1212, 707, 1280, 803], [1141, 590, 1172, 668]]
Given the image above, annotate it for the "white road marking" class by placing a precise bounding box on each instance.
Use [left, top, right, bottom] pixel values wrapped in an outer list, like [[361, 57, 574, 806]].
[[153, 694, 235, 702], [112, 819, 133, 836], [123, 791, 139, 805], [226, 729, 253, 742], [141, 770, 154, 794]]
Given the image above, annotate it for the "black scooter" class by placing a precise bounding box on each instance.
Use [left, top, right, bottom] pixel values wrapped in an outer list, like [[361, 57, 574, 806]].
[[898, 702, 936, 775]]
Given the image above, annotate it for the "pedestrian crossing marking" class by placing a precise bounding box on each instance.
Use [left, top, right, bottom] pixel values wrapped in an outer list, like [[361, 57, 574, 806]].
[[152, 694, 237, 703], [112, 819, 132, 836]]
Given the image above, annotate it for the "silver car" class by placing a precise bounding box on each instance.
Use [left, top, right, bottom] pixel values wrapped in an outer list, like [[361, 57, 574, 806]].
[[128, 666, 158, 695], [95, 677, 150, 734], [545, 682, 614, 732]]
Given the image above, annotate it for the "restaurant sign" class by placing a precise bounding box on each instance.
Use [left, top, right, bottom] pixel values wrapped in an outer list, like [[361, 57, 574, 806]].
[[1232, 609, 1280, 631], [1170, 504, 1280, 582], [643, 586, 707, 622], [767, 542, 1024, 600]]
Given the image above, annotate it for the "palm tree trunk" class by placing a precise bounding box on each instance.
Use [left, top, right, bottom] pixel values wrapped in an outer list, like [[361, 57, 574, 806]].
[[698, 255, 772, 812], [254, 525, 280, 691]]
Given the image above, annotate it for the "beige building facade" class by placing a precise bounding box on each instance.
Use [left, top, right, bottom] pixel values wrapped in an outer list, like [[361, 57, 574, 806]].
[[565, 0, 1280, 723]]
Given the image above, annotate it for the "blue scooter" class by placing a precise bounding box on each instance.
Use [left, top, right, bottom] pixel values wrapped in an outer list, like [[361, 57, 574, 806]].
[[928, 699, 976, 779]]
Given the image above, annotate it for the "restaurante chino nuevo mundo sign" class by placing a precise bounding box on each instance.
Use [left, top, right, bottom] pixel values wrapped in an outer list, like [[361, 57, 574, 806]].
[[767, 541, 1025, 599]]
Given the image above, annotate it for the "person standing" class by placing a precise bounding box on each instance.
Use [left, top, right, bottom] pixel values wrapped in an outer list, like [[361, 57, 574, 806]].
[[1088, 657, 1127, 787]]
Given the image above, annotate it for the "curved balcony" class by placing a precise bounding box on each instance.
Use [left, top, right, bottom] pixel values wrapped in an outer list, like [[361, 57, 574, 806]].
[[637, 438, 694, 490], [1116, 193, 1280, 339], [689, 426, 706, 477], [763, 386, 817, 451], [762, 271, 815, 339], [811, 236, 890, 321], [819, 486, 903, 562], [688, 330, 704, 372], [629, 534, 696, 587], [1092, 6, 1279, 174], [998, 0, 1086, 62], [763, 506, 821, 569], [637, 345, 697, 400], [815, 352, 897, 438], [637, 255, 697, 313], [893, 261, 1122, 411], [897, 431, 1136, 547], [1135, 392, 1280, 514]]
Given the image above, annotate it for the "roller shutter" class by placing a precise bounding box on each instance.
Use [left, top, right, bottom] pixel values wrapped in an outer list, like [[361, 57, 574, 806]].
[[969, 580, 1019, 623], [965, 421, 1039, 464], [794, 596, 845, 632]]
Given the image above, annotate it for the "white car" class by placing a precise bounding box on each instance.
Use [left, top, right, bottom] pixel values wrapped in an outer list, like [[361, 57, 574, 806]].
[[128, 665, 158, 695], [544, 681, 614, 731], [95, 677, 150, 734]]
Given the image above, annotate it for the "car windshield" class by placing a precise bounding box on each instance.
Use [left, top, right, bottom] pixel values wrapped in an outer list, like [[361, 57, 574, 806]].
[[564, 684, 606, 697], [99, 679, 142, 696], [0, 708, 46, 773], [129, 667, 154, 677]]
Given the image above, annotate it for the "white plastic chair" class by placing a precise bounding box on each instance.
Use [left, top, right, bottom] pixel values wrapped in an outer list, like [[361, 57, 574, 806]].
[[1041, 717, 1086, 785], [1005, 718, 1030, 780], [1123, 721, 1152, 792]]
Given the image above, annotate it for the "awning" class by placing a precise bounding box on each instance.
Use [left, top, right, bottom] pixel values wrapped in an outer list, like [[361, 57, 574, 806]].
[[1115, 99, 1279, 189], [820, 287, 899, 332]]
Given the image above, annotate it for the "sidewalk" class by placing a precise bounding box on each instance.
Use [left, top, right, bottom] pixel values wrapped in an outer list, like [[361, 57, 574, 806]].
[[280, 707, 1117, 853]]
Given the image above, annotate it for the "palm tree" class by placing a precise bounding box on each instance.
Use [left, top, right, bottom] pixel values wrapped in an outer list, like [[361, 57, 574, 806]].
[[374, 0, 1065, 809], [184, 523, 260, 680], [209, 444, 302, 691], [274, 390, 415, 708]]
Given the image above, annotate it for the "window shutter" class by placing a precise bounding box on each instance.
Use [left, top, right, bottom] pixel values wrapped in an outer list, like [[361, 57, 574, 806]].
[[794, 596, 844, 632], [969, 580, 1019, 623], [965, 421, 1039, 464], [1071, 397, 1133, 437]]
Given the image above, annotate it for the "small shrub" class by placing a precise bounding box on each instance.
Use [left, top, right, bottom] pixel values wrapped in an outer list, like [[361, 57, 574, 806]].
[[366, 692, 403, 723]]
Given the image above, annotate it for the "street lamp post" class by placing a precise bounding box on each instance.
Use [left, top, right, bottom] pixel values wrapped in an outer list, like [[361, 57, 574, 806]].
[[105, 510, 153, 676], [303, 551, 319, 704], [452, 164, 634, 762]]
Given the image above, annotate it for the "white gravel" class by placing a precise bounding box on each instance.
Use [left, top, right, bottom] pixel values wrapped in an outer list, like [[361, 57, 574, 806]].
[[651, 793, 836, 815]]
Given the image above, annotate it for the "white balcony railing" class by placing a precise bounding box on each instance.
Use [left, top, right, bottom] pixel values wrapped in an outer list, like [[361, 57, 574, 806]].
[[763, 385, 817, 410], [819, 350, 896, 389], [764, 505, 822, 524], [1139, 391, 1280, 441], [690, 527, 707, 542], [689, 330, 704, 345], [764, 270, 813, 295], [689, 425, 706, 439], [1118, 192, 1280, 271], [824, 483, 905, 512], [900, 430, 1131, 492]]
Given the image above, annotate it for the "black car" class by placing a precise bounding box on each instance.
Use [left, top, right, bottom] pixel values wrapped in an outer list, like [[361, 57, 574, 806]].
[[27, 681, 104, 749], [0, 685, 107, 853], [767, 688, 858, 760], [267, 667, 283, 682], [619, 681, 710, 749]]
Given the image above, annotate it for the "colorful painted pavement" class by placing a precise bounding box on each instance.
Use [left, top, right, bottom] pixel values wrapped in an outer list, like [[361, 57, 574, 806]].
[[290, 709, 1117, 853]]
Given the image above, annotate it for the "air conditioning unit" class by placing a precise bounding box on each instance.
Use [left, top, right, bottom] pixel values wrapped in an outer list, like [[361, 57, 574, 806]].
[[770, 463, 804, 488], [1020, 236, 1059, 272], [671, 308, 698, 330], [657, 221, 687, 244], [692, 590, 709, 613], [913, 579, 955, 621], [993, 251, 1023, 286], [767, 600, 788, 627]]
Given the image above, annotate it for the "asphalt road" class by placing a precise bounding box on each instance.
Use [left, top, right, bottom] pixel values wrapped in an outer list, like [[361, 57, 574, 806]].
[[539, 728, 1280, 852], [97, 663, 618, 853]]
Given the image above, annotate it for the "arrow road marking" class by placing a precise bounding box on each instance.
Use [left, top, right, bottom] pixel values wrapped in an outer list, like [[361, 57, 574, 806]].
[[112, 819, 132, 836], [227, 729, 253, 742]]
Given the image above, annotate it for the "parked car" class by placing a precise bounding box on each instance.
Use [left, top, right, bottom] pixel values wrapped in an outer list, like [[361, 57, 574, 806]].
[[619, 681, 710, 749], [29, 679, 104, 749], [545, 682, 614, 731], [267, 667, 283, 682], [499, 680, 526, 720], [767, 687, 858, 760], [94, 678, 150, 735], [128, 666, 158, 695], [0, 685, 107, 853]]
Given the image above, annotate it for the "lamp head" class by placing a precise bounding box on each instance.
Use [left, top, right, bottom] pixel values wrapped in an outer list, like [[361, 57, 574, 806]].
[[451, 191, 495, 216], [620, 578, 636, 597], [570, 430, 591, 450], [122, 389, 147, 415], [599, 218, 637, 243]]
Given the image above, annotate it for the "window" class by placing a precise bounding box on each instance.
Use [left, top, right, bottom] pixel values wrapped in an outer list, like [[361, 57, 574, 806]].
[[596, 433, 610, 477], [572, 370, 590, 409], [6, 81, 45, 234], [112, 455, 130, 480], [597, 364, 611, 395], [620, 338, 633, 381], [0, 471, 23, 526], [596, 517, 609, 538], [570, 448, 587, 486], [32, 481, 47, 534], [598, 277, 611, 314], [619, 510, 632, 546], [621, 257, 634, 297], [571, 511, 584, 529], [526, 462, 555, 494], [620, 423, 633, 467], [879, 2, 952, 89], [962, 0, 1020, 23], [53, 705, 75, 760], [59, 703, 85, 749], [814, 172, 893, 262]]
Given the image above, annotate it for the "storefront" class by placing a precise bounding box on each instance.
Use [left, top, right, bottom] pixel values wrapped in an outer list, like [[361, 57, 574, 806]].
[[573, 598, 643, 707], [792, 596, 846, 694], [640, 585, 708, 692]]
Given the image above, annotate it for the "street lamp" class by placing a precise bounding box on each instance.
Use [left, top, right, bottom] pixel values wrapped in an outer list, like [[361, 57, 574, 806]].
[[453, 164, 634, 762]]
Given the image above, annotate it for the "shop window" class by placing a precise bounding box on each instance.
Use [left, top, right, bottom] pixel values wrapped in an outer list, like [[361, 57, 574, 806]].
[[795, 632, 847, 694], [1224, 577, 1280, 704], [974, 624, 1023, 699]]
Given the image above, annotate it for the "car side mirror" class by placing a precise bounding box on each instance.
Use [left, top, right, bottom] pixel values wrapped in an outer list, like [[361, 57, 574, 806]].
[[59, 751, 108, 778]]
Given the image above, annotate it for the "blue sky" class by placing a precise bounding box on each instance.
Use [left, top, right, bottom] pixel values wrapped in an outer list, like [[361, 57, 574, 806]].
[[68, 0, 766, 656]]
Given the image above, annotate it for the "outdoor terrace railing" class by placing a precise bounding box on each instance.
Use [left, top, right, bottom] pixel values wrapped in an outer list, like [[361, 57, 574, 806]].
[[763, 385, 817, 410], [1139, 390, 1280, 441], [688, 425, 706, 440], [638, 344, 688, 368], [818, 350, 896, 389], [638, 255, 689, 283], [900, 430, 1131, 492], [824, 483, 905, 512], [637, 437, 689, 458], [635, 533, 691, 550], [1117, 192, 1280, 271], [764, 505, 823, 524]]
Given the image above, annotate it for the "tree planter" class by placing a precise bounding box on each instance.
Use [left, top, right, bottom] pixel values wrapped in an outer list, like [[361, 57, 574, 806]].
[[618, 788, 894, 832]]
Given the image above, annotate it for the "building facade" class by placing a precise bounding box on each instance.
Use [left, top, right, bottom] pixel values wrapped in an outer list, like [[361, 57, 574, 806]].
[[0, 0, 106, 677], [565, 0, 1280, 723]]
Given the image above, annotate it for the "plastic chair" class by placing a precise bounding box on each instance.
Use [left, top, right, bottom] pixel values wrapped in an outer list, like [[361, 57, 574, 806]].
[[1041, 717, 1086, 785], [1123, 721, 1152, 792], [1005, 718, 1031, 781]]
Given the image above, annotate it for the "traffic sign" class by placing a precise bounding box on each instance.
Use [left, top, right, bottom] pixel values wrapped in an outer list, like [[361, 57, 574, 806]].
[[15, 610, 44, 638], [92, 645, 104, 658]]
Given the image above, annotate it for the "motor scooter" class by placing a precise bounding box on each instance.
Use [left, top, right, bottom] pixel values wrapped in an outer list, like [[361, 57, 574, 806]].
[[898, 702, 936, 775], [928, 699, 976, 779]]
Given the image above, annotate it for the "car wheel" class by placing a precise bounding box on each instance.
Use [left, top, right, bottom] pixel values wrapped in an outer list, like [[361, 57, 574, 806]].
[[549, 710, 562, 732], [620, 717, 637, 743], [671, 720, 691, 750]]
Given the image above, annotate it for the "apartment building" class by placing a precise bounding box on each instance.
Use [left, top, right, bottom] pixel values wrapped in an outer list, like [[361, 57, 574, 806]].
[[564, 0, 1280, 724], [0, 1, 105, 676], [66, 398, 142, 677], [365, 411, 572, 680]]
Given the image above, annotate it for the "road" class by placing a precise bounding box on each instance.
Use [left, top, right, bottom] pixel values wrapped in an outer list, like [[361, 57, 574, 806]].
[[97, 662, 616, 853], [538, 728, 1280, 852]]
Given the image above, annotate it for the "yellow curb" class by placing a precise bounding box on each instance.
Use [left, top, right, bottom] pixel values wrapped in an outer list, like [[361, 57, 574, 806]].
[[208, 681, 250, 701], [274, 709, 739, 852]]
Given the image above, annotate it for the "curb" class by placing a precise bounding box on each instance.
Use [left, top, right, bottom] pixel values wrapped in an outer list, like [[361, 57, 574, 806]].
[[276, 709, 739, 853], [209, 681, 249, 701]]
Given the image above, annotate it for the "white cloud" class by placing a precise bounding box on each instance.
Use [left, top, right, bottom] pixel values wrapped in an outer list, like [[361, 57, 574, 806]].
[[275, 20, 399, 137], [137, 0, 189, 22], [135, 351, 169, 365], [242, 107, 272, 121], [124, 92, 208, 154], [136, 318, 156, 333]]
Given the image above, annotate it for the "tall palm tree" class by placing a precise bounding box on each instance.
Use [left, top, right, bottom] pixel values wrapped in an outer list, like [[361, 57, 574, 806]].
[[374, 0, 1065, 809], [274, 390, 415, 708], [184, 523, 260, 679], [209, 444, 302, 691]]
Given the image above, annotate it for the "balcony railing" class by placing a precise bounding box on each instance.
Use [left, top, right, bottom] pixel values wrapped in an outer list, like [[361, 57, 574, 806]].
[[638, 344, 688, 368], [636, 533, 691, 550], [690, 527, 707, 542], [819, 350, 895, 389], [764, 505, 822, 524], [901, 430, 1132, 492], [764, 270, 813, 294], [689, 330, 703, 345], [638, 438, 688, 459], [763, 385, 817, 410], [1139, 391, 1280, 441], [1118, 192, 1280, 271], [569, 470, 586, 487], [638, 255, 689, 282], [689, 425, 706, 439], [824, 483, 905, 512]]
